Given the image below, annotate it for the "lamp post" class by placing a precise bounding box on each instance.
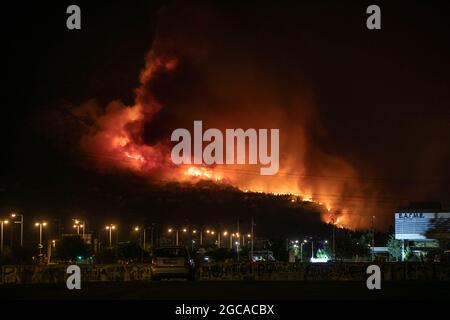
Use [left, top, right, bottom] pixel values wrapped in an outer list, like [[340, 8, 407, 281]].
[[300, 239, 307, 262], [73, 219, 85, 237], [1, 220, 9, 253], [105, 224, 116, 248], [221, 231, 228, 249], [205, 229, 216, 247], [134, 226, 147, 263], [192, 229, 203, 246], [230, 233, 237, 249], [234, 233, 240, 260], [134, 226, 148, 250], [217, 231, 221, 248], [11, 213, 24, 247], [168, 228, 187, 246], [35, 222, 47, 255]]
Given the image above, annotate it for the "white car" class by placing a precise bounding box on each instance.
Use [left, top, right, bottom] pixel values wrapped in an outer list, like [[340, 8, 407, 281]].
[[151, 246, 195, 280]]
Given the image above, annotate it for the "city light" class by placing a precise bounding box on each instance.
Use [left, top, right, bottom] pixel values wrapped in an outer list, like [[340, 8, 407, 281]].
[[0, 219, 10, 252], [105, 224, 117, 248], [10, 213, 24, 246], [34, 221, 47, 255], [72, 219, 85, 236]]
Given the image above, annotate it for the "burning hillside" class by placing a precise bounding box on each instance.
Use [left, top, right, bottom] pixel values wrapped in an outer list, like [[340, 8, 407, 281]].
[[69, 2, 377, 229]]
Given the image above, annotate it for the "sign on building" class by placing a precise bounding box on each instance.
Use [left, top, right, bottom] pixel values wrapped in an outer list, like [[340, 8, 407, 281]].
[[395, 212, 450, 240]]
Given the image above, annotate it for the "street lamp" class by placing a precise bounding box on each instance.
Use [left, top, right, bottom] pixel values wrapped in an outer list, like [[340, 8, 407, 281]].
[[168, 228, 187, 246], [300, 239, 307, 262], [73, 219, 85, 237], [0, 219, 9, 253], [230, 233, 235, 249], [35, 222, 47, 255], [11, 213, 24, 247], [233, 232, 241, 260], [243, 233, 251, 246], [220, 231, 228, 249], [133, 226, 148, 250], [204, 229, 216, 246], [105, 224, 116, 248], [192, 229, 203, 246]]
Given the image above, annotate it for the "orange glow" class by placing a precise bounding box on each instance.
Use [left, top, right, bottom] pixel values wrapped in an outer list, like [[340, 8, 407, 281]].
[[76, 39, 367, 230]]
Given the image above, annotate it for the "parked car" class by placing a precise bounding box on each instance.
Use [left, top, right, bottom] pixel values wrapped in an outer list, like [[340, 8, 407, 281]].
[[151, 246, 195, 280]]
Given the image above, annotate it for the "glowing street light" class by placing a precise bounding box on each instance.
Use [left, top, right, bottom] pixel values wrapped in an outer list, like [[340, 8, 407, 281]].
[[191, 229, 204, 246], [105, 224, 116, 248], [73, 219, 85, 236], [0, 219, 9, 253], [167, 228, 187, 246], [11, 213, 24, 247], [133, 226, 149, 250], [35, 222, 47, 255], [230, 233, 238, 248]]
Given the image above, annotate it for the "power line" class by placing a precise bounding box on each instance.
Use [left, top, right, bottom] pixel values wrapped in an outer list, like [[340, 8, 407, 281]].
[[78, 150, 450, 184]]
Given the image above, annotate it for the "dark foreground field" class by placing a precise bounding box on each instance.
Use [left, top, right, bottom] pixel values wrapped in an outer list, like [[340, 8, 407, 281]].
[[1, 280, 449, 300]]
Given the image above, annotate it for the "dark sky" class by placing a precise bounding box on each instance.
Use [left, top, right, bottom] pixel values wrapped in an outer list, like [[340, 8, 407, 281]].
[[2, 1, 450, 234]]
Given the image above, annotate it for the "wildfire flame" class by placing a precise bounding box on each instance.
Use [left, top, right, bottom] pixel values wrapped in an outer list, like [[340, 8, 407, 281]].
[[184, 166, 222, 182], [74, 9, 370, 230]]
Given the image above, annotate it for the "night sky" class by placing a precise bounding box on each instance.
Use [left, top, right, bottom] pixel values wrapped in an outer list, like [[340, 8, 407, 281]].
[[2, 1, 450, 236]]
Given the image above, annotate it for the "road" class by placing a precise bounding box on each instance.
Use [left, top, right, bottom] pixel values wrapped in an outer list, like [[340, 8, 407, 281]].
[[0, 280, 449, 300]]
